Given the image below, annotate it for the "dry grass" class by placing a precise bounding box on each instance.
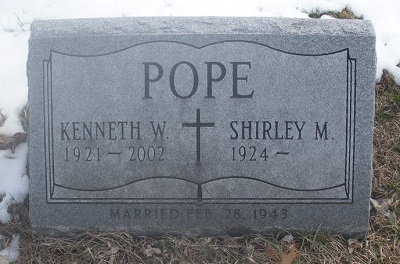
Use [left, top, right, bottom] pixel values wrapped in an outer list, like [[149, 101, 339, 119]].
[[0, 71, 398, 263], [0, 105, 28, 153], [307, 8, 363, 19], [3, 200, 399, 263], [374, 70, 400, 197]]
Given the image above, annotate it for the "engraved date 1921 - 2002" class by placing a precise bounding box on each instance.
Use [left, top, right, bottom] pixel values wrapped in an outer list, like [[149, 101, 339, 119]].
[[64, 146, 165, 162]]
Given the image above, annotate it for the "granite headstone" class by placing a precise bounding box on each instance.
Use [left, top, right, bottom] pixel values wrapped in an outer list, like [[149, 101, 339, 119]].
[[28, 17, 376, 237]]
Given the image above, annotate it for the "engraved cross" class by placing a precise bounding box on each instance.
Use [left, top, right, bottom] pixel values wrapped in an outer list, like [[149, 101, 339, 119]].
[[182, 108, 215, 162]]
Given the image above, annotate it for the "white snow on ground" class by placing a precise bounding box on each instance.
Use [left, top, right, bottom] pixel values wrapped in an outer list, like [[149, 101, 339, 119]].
[[0, 0, 399, 261], [0, 143, 28, 223], [0, 234, 20, 262]]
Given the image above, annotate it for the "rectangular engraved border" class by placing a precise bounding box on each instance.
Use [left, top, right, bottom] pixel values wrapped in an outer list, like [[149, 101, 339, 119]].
[[44, 44, 356, 205]]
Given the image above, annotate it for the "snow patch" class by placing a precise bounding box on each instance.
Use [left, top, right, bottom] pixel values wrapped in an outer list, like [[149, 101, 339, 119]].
[[0, 234, 20, 263], [0, 143, 29, 224]]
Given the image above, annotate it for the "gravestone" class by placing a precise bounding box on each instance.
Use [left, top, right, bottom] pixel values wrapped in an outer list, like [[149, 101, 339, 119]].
[[28, 17, 376, 237]]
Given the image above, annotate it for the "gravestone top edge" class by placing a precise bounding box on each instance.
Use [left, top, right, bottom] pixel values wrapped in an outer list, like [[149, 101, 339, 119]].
[[30, 17, 375, 39]]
